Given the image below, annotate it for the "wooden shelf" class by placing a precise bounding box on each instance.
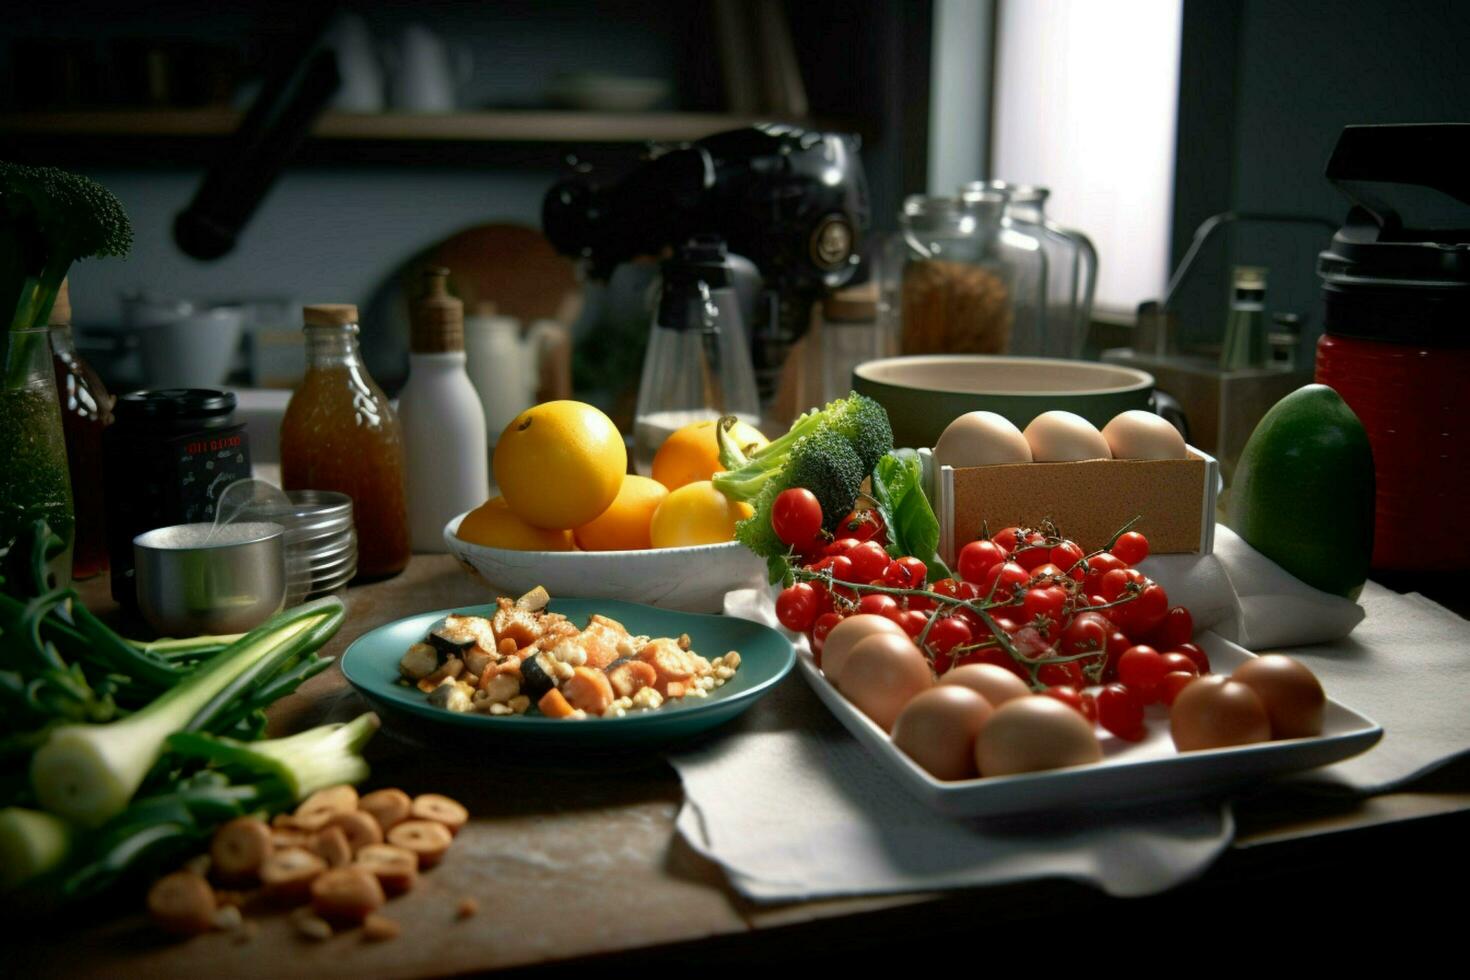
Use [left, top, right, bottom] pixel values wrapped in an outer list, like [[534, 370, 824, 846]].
[[0, 108, 825, 167]]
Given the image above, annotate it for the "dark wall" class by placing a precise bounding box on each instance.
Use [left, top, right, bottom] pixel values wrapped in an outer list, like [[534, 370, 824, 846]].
[[1170, 0, 1470, 353]]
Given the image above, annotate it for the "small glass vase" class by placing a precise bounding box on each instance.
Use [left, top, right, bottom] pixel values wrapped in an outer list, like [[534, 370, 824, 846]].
[[1, 327, 75, 586]]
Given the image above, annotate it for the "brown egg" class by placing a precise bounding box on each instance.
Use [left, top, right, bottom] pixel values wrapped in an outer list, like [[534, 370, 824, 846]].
[[940, 663, 1031, 706], [821, 614, 908, 686], [840, 632, 934, 732], [892, 686, 994, 781], [1169, 675, 1271, 751], [1231, 655, 1325, 739], [975, 696, 1103, 777]]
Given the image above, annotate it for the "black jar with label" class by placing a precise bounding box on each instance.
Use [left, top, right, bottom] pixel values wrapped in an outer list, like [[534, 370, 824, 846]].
[[104, 389, 252, 604]]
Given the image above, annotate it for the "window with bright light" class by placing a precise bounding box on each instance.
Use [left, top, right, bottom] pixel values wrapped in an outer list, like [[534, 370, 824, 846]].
[[991, 0, 1183, 314]]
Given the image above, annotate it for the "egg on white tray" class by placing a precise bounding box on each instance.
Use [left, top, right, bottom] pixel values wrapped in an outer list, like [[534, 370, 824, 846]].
[[892, 686, 994, 780], [1022, 410, 1112, 462]]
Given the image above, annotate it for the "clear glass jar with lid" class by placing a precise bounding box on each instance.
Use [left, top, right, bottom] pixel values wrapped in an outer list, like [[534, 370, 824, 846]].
[[966, 181, 1097, 358], [897, 189, 1047, 356]]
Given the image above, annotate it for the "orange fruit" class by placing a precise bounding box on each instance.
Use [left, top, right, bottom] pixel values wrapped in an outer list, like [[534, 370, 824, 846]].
[[573, 476, 668, 551], [493, 400, 627, 529], [651, 418, 768, 491], [455, 497, 576, 551], [649, 481, 754, 548]]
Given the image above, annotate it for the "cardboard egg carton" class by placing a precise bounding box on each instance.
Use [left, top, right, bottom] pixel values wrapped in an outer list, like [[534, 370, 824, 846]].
[[921, 446, 1219, 565]]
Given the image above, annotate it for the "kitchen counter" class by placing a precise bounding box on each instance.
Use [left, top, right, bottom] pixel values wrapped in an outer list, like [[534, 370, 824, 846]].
[[25, 556, 1470, 975]]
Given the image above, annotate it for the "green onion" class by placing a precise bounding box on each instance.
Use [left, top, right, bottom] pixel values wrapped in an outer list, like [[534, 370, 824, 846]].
[[29, 598, 343, 827], [167, 712, 380, 801], [0, 806, 72, 888]]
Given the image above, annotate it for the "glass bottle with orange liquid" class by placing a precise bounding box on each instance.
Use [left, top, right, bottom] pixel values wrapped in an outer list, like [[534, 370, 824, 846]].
[[280, 304, 410, 579], [49, 279, 112, 580]]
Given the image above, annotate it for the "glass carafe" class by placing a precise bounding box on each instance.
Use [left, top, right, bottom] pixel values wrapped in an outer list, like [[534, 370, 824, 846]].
[[898, 190, 1047, 356], [633, 238, 761, 475], [1, 327, 74, 585], [979, 183, 1097, 358]]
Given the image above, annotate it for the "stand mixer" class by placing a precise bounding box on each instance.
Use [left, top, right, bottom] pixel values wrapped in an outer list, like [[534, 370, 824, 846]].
[[542, 124, 870, 402]]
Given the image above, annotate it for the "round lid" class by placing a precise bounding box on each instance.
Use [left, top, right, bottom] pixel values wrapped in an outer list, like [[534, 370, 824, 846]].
[[114, 388, 237, 425], [303, 304, 359, 327], [661, 235, 733, 289], [410, 267, 464, 353]]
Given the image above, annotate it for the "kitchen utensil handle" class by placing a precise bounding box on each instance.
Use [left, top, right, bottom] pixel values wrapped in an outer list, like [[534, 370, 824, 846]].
[[1151, 389, 1190, 443]]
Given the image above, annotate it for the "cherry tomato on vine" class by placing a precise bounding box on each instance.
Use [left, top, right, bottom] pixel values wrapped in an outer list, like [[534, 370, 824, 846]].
[[1103, 630, 1132, 680], [1115, 582, 1169, 637], [957, 538, 1008, 584], [823, 537, 860, 558], [1060, 611, 1111, 656], [1160, 651, 1200, 677], [809, 554, 854, 582], [1168, 642, 1210, 675], [991, 526, 1025, 554], [771, 488, 823, 550], [896, 609, 930, 638], [1042, 685, 1094, 720], [856, 593, 901, 619], [1117, 644, 1166, 703], [1110, 531, 1150, 566], [846, 540, 891, 582], [1027, 562, 1065, 582], [809, 611, 845, 664], [884, 556, 928, 590], [1099, 567, 1147, 602], [980, 561, 1029, 599], [775, 583, 820, 632], [1149, 605, 1195, 648], [1083, 551, 1126, 594], [956, 646, 1029, 680], [926, 615, 973, 656], [1037, 661, 1085, 688], [838, 508, 886, 545], [1097, 683, 1145, 740], [932, 578, 980, 603], [1049, 540, 1086, 579], [1012, 532, 1053, 570], [1159, 671, 1197, 706], [907, 592, 937, 612], [1020, 585, 1067, 636]]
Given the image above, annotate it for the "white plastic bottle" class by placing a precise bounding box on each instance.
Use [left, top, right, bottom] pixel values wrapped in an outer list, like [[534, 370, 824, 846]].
[[398, 268, 490, 552]]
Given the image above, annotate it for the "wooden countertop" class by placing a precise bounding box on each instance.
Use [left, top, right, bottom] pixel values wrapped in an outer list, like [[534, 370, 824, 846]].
[[25, 556, 1470, 975]]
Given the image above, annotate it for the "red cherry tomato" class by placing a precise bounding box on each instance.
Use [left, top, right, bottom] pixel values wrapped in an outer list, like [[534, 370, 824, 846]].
[[1100, 567, 1147, 602], [991, 526, 1025, 554], [884, 556, 928, 590], [907, 592, 937, 612], [979, 561, 1030, 600], [823, 537, 860, 557], [810, 555, 854, 582], [956, 646, 1029, 680], [1159, 671, 1196, 706], [1111, 531, 1150, 566], [1103, 630, 1132, 681], [1116, 582, 1169, 637], [1012, 533, 1053, 570], [1020, 586, 1067, 635], [1042, 685, 1093, 719], [1049, 540, 1086, 579], [926, 615, 973, 655], [896, 609, 930, 638], [1117, 645, 1166, 702], [1150, 605, 1195, 648], [846, 540, 891, 582], [957, 539, 1008, 584], [1083, 551, 1126, 594], [856, 593, 901, 619], [1169, 642, 1210, 675], [775, 583, 820, 632], [1097, 683, 1146, 740], [1037, 661, 1085, 687], [809, 611, 845, 665], [1060, 611, 1111, 656], [932, 578, 981, 603], [838, 508, 886, 544], [771, 488, 823, 550], [1160, 651, 1200, 677]]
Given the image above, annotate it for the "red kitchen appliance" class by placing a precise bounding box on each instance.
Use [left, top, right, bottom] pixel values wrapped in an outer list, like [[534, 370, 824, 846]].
[[1314, 124, 1470, 572]]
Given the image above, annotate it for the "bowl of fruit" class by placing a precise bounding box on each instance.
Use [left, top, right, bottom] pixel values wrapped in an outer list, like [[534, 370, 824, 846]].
[[445, 401, 769, 612]]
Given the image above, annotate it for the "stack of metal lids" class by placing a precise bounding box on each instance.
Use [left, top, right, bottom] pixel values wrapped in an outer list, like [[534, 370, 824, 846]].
[[238, 490, 356, 606]]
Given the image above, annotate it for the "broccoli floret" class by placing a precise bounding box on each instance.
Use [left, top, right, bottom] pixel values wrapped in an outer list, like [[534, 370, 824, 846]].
[[2, 162, 133, 333], [785, 426, 866, 530], [821, 392, 893, 473]]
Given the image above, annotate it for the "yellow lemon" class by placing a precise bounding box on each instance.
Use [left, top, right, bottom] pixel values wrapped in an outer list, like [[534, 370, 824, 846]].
[[649, 480, 754, 548], [651, 418, 768, 491], [493, 400, 627, 529], [573, 475, 668, 551], [455, 497, 576, 551]]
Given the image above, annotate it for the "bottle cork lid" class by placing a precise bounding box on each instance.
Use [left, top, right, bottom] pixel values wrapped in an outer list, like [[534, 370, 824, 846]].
[[48, 278, 71, 325], [411, 267, 464, 353], [822, 280, 878, 322], [303, 304, 359, 327]]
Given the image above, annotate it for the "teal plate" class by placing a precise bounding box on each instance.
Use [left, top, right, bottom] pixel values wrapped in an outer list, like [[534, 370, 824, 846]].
[[340, 598, 795, 748]]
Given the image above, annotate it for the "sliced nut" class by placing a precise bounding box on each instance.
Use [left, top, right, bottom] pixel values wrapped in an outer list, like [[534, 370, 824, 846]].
[[260, 847, 327, 904], [362, 912, 401, 942], [291, 906, 333, 941], [147, 871, 217, 936], [410, 793, 469, 835], [328, 810, 384, 854], [386, 819, 453, 869], [354, 844, 419, 896], [294, 784, 359, 831], [358, 788, 412, 833], [272, 828, 310, 850], [272, 812, 300, 830], [210, 817, 273, 882], [310, 866, 385, 924], [313, 825, 352, 868]]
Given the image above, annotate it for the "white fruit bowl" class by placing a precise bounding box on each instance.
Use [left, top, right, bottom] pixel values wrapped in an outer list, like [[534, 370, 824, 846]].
[[444, 512, 769, 613]]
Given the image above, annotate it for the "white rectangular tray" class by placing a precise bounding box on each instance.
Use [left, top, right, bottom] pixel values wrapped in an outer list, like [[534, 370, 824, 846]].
[[798, 631, 1382, 818]]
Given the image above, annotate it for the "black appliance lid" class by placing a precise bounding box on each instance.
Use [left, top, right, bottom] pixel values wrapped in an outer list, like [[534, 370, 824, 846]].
[[114, 388, 238, 423]]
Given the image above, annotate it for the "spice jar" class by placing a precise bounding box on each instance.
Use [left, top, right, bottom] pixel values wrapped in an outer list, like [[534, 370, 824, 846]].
[[103, 388, 252, 604], [280, 304, 409, 580]]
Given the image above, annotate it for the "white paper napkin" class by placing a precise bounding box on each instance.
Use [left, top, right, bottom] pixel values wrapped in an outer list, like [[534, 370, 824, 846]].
[[1139, 523, 1364, 649]]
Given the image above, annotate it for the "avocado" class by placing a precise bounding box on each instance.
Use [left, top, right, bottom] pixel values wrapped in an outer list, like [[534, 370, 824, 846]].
[[1224, 384, 1375, 600]]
